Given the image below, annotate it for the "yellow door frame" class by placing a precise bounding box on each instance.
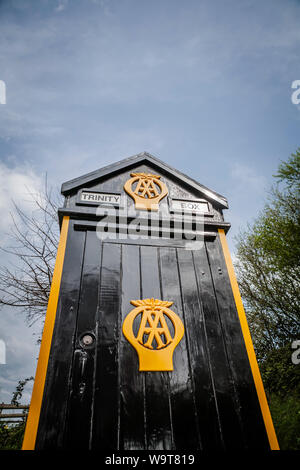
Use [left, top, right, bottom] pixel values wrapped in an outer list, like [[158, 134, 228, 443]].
[[22, 216, 70, 450], [218, 228, 279, 450]]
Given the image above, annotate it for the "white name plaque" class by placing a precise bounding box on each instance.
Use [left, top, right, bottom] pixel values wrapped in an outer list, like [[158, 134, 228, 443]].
[[171, 199, 209, 213], [80, 191, 121, 205]]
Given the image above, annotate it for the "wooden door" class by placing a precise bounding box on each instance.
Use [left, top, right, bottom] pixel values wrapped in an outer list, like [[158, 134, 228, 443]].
[[36, 225, 269, 450]]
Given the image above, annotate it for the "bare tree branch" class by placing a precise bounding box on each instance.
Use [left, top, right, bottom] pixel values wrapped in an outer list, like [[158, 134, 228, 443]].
[[0, 178, 63, 326]]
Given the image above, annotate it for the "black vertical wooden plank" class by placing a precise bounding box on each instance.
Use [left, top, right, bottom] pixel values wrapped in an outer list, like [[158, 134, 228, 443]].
[[64, 231, 102, 448], [193, 246, 245, 449], [176, 248, 223, 450], [91, 242, 121, 450], [140, 245, 173, 450], [159, 247, 200, 450], [206, 236, 270, 449], [36, 222, 86, 449], [119, 244, 145, 450]]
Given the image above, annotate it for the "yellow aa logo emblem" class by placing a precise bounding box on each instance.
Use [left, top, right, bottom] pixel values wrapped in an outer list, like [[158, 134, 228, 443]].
[[122, 298, 184, 371], [134, 177, 160, 199], [136, 308, 173, 350], [124, 173, 168, 211]]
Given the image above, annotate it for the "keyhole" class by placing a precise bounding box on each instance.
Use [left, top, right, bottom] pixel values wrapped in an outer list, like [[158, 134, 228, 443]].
[[80, 333, 95, 348]]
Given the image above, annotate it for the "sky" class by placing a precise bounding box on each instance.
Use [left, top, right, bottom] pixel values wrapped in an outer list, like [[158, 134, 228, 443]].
[[0, 0, 300, 404]]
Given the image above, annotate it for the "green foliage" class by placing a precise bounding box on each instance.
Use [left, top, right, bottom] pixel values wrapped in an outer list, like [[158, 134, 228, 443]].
[[0, 377, 33, 450], [258, 343, 300, 450], [235, 149, 300, 449], [259, 344, 300, 396], [235, 149, 300, 359], [268, 392, 300, 451], [274, 148, 300, 189], [259, 344, 300, 449], [0, 422, 25, 450]]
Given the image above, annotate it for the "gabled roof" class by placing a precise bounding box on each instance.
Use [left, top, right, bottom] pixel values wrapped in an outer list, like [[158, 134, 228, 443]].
[[61, 151, 228, 209]]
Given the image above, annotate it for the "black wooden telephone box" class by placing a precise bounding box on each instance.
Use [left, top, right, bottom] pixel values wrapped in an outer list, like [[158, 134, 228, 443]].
[[23, 152, 278, 450]]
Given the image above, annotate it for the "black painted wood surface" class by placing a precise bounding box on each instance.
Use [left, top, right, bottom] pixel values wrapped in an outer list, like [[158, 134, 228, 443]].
[[36, 226, 270, 450]]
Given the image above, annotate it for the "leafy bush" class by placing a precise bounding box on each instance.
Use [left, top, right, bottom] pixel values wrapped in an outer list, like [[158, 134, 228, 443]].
[[0, 422, 25, 450], [268, 392, 300, 450]]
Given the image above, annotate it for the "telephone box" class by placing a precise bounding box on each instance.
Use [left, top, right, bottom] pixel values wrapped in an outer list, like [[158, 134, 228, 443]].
[[23, 152, 279, 450]]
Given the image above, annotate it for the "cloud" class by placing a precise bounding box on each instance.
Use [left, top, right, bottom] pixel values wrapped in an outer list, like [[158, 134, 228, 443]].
[[0, 163, 43, 404], [0, 0, 299, 172], [0, 306, 41, 403], [55, 0, 68, 13], [224, 161, 270, 254], [0, 0, 299, 407], [0, 161, 42, 235], [230, 162, 267, 194]]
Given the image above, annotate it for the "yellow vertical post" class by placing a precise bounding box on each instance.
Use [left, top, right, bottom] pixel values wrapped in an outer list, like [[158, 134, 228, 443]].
[[22, 216, 70, 450], [218, 228, 279, 450]]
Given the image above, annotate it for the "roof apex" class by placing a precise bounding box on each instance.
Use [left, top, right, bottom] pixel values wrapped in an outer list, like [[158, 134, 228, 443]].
[[61, 151, 228, 208]]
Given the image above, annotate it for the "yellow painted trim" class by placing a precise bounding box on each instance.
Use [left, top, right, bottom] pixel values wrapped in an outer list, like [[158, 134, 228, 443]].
[[22, 216, 70, 450], [218, 229, 279, 450]]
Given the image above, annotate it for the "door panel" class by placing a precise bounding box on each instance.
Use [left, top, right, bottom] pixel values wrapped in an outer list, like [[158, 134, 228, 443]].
[[192, 247, 245, 449], [205, 239, 269, 449], [177, 249, 223, 449], [91, 242, 121, 450], [159, 247, 199, 450], [38, 227, 269, 450], [36, 227, 86, 449], [140, 246, 173, 450], [65, 230, 102, 448], [119, 244, 145, 450]]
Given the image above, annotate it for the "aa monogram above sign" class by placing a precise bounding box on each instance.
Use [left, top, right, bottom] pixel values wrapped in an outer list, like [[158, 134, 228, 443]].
[[122, 298, 184, 371], [78, 172, 169, 211], [124, 172, 168, 211], [78, 173, 208, 215]]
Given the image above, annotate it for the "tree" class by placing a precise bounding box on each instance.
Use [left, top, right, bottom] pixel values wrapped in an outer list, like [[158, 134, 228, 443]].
[[235, 149, 300, 449], [11, 377, 34, 406], [0, 422, 26, 450], [0, 180, 62, 326], [0, 181, 62, 450], [235, 149, 300, 361]]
